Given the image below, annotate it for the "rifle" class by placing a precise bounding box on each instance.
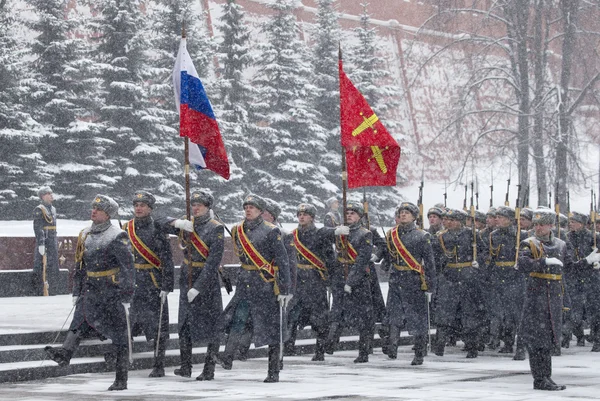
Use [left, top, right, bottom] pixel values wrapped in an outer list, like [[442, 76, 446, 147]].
[[524, 185, 530, 208], [515, 184, 521, 267], [463, 184, 468, 212], [567, 190, 571, 214], [475, 178, 479, 210], [470, 182, 477, 261], [443, 179, 447, 208], [593, 190, 597, 249], [212, 212, 234, 294], [418, 177, 424, 229], [363, 188, 370, 230], [554, 182, 560, 238], [504, 176, 511, 206], [490, 171, 494, 208], [548, 191, 552, 210]]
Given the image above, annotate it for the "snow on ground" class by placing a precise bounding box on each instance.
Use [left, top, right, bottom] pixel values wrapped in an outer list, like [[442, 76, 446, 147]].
[[1, 286, 600, 400]]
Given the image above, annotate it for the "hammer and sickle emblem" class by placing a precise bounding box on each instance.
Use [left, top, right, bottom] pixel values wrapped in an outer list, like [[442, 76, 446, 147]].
[[352, 111, 389, 174]]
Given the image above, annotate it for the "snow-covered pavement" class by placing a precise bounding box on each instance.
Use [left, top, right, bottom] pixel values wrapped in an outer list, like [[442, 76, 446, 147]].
[[1, 287, 599, 400]]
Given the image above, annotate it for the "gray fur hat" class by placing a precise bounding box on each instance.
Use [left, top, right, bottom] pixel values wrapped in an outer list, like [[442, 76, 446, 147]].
[[132, 190, 156, 208], [444, 208, 468, 223], [496, 206, 515, 220], [191, 190, 213, 208], [243, 194, 266, 211], [520, 208, 533, 221], [264, 199, 281, 220], [92, 194, 119, 217], [38, 186, 53, 198], [532, 208, 555, 225], [569, 211, 588, 225], [396, 202, 419, 218], [297, 203, 317, 218], [326, 196, 339, 208], [475, 211, 486, 223], [486, 207, 497, 217], [346, 201, 364, 217], [427, 206, 444, 217]]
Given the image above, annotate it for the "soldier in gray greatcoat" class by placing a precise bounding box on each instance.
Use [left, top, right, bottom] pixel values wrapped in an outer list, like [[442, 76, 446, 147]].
[[216, 194, 292, 383], [323, 196, 342, 228], [518, 208, 572, 391], [162, 190, 224, 381], [124, 191, 174, 378], [426, 206, 444, 235], [32, 186, 60, 295], [284, 203, 334, 361], [381, 202, 436, 365], [431, 209, 485, 358], [324, 201, 374, 363], [564, 211, 600, 350], [45, 195, 135, 391]]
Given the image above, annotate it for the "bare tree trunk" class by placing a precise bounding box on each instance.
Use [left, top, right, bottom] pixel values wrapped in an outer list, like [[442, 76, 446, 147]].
[[555, 0, 579, 210]]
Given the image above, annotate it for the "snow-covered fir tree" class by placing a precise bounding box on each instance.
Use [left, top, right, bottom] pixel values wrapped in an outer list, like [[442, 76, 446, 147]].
[[348, 3, 405, 216], [311, 0, 343, 218], [250, 0, 336, 221], [145, 0, 215, 217], [89, 0, 181, 216], [0, 0, 42, 218], [212, 0, 257, 221]]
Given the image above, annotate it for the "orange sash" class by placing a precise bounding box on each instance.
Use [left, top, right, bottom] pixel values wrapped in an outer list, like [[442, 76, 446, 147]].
[[388, 226, 428, 290], [127, 220, 161, 268], [293, 229, 327, 279]]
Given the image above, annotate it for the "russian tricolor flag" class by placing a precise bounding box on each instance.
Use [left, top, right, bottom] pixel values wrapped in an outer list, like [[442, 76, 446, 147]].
[[173, 38, 230, 180]]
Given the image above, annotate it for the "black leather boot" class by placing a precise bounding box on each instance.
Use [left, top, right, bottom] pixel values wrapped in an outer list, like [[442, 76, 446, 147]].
[[434, 328, 446, 357], [284, 324, 298, 356], [325, 322, 342, 355], [149, 338, 166, 377], [353, 331, 370, 363], [264, 345, 280, 383], [411, 335, 427, 365], [174, 326, 193, 377], [386, 326, 400, 360], [44, 330, 80, 367], [513, 344, 527, 361], [197, 343, 219, 381], [312, 331, 327, 361], [108, 346, 128, 391], [217, 332, 242, 371]]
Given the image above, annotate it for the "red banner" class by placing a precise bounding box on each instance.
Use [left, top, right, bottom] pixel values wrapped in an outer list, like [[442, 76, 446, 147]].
[[339, 55, 400, 188]]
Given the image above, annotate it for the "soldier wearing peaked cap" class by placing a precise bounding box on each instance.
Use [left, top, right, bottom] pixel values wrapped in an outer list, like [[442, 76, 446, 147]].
[[381, 202, 436, 365], [431, 208, 485, 358], [484, 205, 527, 357], [283, 203, 335, 361], [324, 196, 342, 228], [160, 190, 224, 381], [323, 201, 375, 363], [32, 186, 60, 296], [518, 208, 572, 391], [123, 191, 174, 378], [45, 195, 135, 391], [563, 211, 600, 351], [216, 194, 291, 383]]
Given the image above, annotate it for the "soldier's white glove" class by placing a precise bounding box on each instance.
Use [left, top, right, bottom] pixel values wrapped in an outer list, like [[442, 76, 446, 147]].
[[159, 290, 169, 304], [334, 226, 350, 236], [173, 219, 194, 232], [344, 284, 352, 294], [187, 288, 200, 303], [209, 209, 215, 219], [594, 262, 600, 270], [370, 254, 379, 263], [545, 257, 563, 267], [471, 261, 479, 268], [72, 296, 79, 306], [121, 302, 130, 312], [38, 245, 45, 255], [277, 294, 293, 308], [585, 248, 600, 264]]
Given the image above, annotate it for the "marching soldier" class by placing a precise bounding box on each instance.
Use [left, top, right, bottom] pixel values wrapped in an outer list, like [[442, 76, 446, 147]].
[[564, 211, 600, 350], [479, 207, 497, 349], [521, 208, 534, 232], [485, 206, 526, 356], [123, 191, 174, 377], [32, 186, 60, 295], [284, 203, 333, 361], [325, 201, 374, 363], [164, 190, 224, 381], [518, 208, 571, 391], [474, 211, 487, 230], [426, 206, 444, 235], [381, 202, 436, 365], [432, 209, 485, 358], [324, 196, 342, 228], [262, 200, 298, 355], [217, 194, 292, 383], [45, 195, 135, 391]]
